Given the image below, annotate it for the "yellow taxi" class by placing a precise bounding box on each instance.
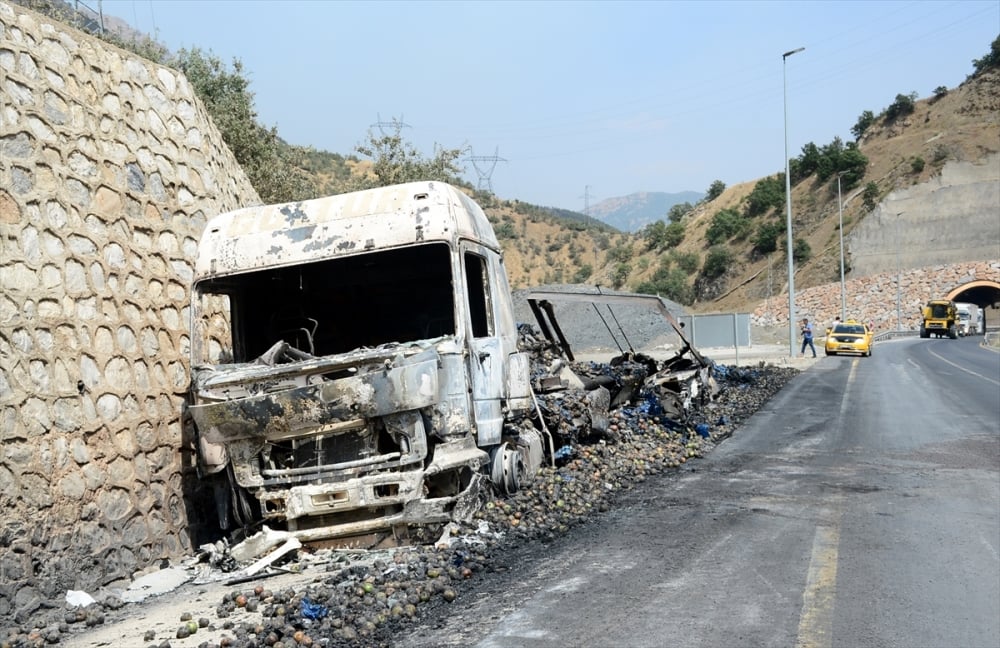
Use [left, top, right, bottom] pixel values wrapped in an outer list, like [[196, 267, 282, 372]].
[[824, 319, 874, 357]]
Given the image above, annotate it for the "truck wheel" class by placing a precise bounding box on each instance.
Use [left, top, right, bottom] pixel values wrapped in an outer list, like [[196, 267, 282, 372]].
[[489, 442, 526, 495], [920, 327, 929, 339], [949, 326, 958, 340]]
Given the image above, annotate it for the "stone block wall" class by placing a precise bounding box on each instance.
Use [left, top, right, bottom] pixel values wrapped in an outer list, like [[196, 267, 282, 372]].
[[752, 260, 1000, 330], [0, 2, 258, 625]]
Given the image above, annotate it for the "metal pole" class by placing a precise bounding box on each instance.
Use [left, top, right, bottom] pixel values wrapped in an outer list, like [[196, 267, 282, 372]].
[[732, 312, 739, 366], [783, 47, 804, 357], [895, 212, 903, 331], [838, 173, 846, 320]]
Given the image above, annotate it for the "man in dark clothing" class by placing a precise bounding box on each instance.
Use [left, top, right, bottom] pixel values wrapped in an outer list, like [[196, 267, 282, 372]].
[[800, 317, 816, 357]]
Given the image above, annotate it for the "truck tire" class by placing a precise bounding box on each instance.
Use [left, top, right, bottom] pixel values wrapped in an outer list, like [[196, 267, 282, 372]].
[[949, 326, 958, 340], [920, 326, 929, 339]]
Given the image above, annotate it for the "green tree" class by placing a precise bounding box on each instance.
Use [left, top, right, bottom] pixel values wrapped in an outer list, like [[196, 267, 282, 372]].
[[706, 208, 749, 245], [933, 86, 949, 98], [792, 142, 821, 183], [744, 175, 785, 218], [884, 92, 917, 122], [611, 262, 631, 289], [972, 35, 1000, 75], [642, 220, 668, 250], [752, 221, 784, 255], [352, 118, 466, 190], [702, 245, 733, 279], [663, 222, 686, 248], [705, 180, 726, 202], [851, 110, 876, 140], [837, 144, 868, 188], [645, 220, 686, 250], [607, 243, 634, 264], [635, 267, 693, 304], [667, 201, 694, 223], [672, 250, 700, 275], [815, 137, 845, 181], [910, 156, 925, 173]]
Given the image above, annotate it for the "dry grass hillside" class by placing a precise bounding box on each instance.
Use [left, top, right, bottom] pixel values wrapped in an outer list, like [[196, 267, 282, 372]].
[[503, 65, 999, 314], [482, 203, 628, 290]]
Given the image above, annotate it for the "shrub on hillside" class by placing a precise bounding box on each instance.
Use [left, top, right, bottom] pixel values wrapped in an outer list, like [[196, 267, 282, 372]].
[[884, 92, 917, 122], [972, 35, 1000, 75], [667, 202, 694, 223], [702, 246, 733, 279], [672, 251, 700, 275], [862, 182, 880, 211], [611, 263, 631, 289], [752, 221, 784, 255], [704, 180, 726, 202], [851, 110, 876, 140], [706, 208, 750, 245], [635, 267, 693, 305], [743, 175, 785, 218], [793, 238, 811, 263]]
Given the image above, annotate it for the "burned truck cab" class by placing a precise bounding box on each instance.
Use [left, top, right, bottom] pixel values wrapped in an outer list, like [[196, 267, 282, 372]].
[[187, 182, 541, 542]]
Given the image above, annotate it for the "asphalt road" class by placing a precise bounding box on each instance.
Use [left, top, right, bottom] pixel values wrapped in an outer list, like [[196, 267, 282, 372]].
[[397, 336, 1000, 648]]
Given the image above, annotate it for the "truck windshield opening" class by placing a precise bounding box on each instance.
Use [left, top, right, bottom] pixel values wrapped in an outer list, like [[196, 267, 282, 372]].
[[193, 242, 457, 364]]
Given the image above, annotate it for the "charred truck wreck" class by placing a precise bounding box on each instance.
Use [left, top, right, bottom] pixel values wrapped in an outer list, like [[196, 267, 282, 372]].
[[187, 182, 715, 545]]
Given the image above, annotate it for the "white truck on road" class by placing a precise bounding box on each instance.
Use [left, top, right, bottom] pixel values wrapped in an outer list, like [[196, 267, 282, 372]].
[[955, 302, 980, 336]]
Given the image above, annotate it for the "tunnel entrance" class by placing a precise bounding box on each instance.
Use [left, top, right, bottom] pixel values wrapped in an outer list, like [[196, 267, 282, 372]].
[[946, 280, 1000, 334]]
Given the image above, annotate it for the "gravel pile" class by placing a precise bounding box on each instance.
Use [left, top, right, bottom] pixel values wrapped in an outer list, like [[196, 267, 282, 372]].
[[4, 355, 798, 648]]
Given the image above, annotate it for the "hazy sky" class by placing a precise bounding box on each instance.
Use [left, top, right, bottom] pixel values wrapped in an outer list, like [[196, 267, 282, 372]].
[[102, 0, 998, 211]]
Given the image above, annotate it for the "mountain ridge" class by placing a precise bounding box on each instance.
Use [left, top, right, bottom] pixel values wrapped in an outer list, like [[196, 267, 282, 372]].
[[586, 190, 704, 232]]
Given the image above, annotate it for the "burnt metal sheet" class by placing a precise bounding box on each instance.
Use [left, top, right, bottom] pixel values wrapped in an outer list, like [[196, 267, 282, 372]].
[[524, 289, 707, 367], [190, 349, 440, 442]]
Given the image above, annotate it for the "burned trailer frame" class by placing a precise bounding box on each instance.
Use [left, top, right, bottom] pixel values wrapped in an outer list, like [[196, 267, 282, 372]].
[[524, 290, 718, 419], [186, 182, 546, 544]]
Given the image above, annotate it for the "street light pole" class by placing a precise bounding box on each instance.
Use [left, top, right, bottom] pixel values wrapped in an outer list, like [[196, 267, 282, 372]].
[[896, 212, 903, 331], [837, 172, 846, 320], [783, 46, 804, 357]]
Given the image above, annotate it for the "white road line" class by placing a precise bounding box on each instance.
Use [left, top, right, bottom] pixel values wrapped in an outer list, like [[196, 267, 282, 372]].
[[927, 347, 1000, 386]]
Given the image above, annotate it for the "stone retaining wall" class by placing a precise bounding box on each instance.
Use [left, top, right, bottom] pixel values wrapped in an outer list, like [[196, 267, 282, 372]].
[[752, 260, 1000, 330], [0, 2, 258, 625]]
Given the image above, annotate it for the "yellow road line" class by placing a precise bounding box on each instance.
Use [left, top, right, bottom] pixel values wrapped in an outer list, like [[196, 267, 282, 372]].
[[796, 501, 843, 648], [797, 361, 854, 647]]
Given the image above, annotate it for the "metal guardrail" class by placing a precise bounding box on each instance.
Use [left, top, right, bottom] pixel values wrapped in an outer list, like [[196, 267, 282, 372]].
[[873, 329, 919, 342], [874, 327, 999, 344]]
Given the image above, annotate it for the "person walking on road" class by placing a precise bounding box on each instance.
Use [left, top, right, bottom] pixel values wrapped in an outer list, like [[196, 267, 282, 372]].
[[800, 318, 816, 358]]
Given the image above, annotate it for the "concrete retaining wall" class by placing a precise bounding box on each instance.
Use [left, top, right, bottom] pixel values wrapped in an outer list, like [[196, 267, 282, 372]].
[[848, 153, 1000, 276], [0, 2, 258, 625]]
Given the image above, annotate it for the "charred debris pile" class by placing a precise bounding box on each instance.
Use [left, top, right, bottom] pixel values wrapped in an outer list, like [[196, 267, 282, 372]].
[[27, 313, 799, 648]]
